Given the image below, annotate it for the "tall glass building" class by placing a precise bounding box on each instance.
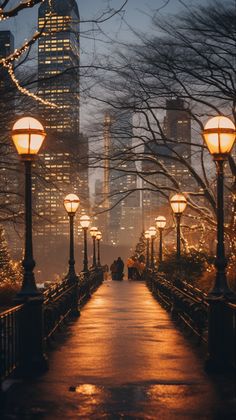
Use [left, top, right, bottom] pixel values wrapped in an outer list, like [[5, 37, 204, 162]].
[[142, 98, 192, 227], [38, 0, 80, 135], [102, 111, 141, 247], [35, 0, 89, 280]]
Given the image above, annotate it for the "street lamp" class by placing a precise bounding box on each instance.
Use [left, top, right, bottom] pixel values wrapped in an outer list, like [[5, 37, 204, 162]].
[[90, 226, 98, 268], [96, 231, 102, 267], [202, 115, 236, 297], [144, 230, 151, 269], [64, 193, 80, 280], [155, 216, 166, 263], [12, 117, 48, 373], [170, 193, 187, 259], [149, 226, 157, 269], [12, 116, 46, 296], [80, 214, 91, 274]]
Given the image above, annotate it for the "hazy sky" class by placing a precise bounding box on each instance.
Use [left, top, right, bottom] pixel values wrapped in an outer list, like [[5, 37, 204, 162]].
[[0, 0, 213, 192], [1, 0, 208, 50]]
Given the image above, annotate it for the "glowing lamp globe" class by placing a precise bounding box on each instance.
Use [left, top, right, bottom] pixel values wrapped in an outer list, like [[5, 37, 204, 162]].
[[64, 194, 80, 214], [144, 230, 151, 239], [80, 215, 91, 229], [170, 194, 187, 214], [155, 216, 166, 229], [12, 117, 46, 157], [90, 226, 98, 238], [202, 116, 235, 158], [96, 231, 102, 240], [149, 226, 157, 237]]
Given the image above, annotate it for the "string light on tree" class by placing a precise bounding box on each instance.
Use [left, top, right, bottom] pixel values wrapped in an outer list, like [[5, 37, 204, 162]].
[[0, 1, 57, 107], [3, 62, 60, 108]]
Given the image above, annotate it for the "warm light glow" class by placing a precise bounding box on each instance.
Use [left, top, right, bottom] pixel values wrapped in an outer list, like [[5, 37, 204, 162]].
[[64, 194, 80, 214], [145, 230, 151, 239], [80, 215, 91, 229], [170, 194, 187, 214], [148, 226, 157, 237], [90, 226, 98, 238], [155, 216, 166, 229], [96, 231, 102, 240], [12, 117, 46, 156], [203, 116, 235, 157]]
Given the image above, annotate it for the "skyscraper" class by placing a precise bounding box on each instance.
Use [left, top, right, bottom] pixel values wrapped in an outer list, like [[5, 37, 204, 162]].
[[0, 31, 14, 86], [35, 0, 88, 279], [143, 97, 192, 227], [0, 31, 23, 256], [104, 111, 141, 247], [38, 0, 80, 136], [0, 31, 14, 115]]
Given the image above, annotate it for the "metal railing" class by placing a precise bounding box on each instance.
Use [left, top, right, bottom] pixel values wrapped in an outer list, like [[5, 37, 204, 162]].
[[146, 272, 209, 343], [43, 280, 78, 342], [43, 269, 104, 343], [0, 304, 23, 382], [147, 272, 236, 371], [0, 268, 104, 384]]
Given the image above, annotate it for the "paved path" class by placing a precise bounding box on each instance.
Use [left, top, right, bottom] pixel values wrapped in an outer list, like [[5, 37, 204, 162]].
[[5, 280, 235, 419]]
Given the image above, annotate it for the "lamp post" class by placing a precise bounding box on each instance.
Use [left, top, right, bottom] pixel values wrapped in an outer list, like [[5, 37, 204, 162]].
[[96, 231, 102, 267], [12, 116, 47, 373], [144, 230, 151, 269], [202, 116, 236, 372], [155, 216, 166, 263], [90, 226, 98, 268], [149, 226, 157, 269], [170, 194, 187, 259], [80, 215, 91, 275], [202, 116, 235, 298], [12, 117, 46, 296], [64, 194, 80, 281]]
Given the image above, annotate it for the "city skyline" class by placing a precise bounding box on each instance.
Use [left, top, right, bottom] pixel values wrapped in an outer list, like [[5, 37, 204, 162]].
[[0, 0, 234, 271]]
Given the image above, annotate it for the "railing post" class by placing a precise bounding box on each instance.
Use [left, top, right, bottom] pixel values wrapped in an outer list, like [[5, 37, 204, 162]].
[[205, 298, 232, 372], [14, 159, 47, 376], [71, 279, 80, 317], [17, 296, 48, 376]]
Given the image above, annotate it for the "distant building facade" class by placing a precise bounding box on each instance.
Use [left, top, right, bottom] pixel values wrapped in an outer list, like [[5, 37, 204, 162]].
[[143, 97, 192, 227], [0, 31, 22, 257], [34, 0, 89, 279], [0, 31, 14, 89], [98, 111, 141, 247]]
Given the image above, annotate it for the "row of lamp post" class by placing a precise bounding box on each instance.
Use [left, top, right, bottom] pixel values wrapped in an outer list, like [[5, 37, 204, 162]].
[[64, 193, 102, 279], [144, 217, 167, 270], [10, 112, 236, 373], [145, 113, 235, 299], [10, 116, 104, 374], [144, 192, 187, 270], [143, 115, 236, 371]]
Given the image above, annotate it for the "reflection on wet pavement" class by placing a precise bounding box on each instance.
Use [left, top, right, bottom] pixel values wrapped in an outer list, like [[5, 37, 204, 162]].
[[5, 280, 235, 419]]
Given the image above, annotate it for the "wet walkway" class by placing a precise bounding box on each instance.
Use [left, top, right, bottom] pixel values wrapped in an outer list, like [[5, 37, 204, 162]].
[[5, 280, 235, 419]]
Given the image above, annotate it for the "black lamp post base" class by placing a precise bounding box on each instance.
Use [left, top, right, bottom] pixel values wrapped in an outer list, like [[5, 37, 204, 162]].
[[207, 272, 236, 300], [67, 270, 78, 285], [15, 295, 48, 377], [14, 289, 44, 303], [207, 288, 236, 300], [15, 289, 43, 299]]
